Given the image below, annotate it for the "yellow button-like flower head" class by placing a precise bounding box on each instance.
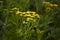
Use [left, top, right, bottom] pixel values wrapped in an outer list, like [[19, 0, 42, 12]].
[[12, 7, 19, 10], [43, 1, 50, 5], [16, 11, 20, 14]]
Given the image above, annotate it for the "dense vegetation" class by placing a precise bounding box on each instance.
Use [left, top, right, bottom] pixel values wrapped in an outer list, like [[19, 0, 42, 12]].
[[0, 0, 60, 40]]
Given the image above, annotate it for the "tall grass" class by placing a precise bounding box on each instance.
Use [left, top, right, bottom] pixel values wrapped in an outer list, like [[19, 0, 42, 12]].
[[0, 0, 59, 40]]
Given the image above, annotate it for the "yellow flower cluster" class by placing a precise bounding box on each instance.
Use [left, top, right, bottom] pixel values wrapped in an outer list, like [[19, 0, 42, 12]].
[[43, 1, 58, 7], [16, 11, 40, 18], [16, 11, 40, 24], [43, 1, 58, 12]]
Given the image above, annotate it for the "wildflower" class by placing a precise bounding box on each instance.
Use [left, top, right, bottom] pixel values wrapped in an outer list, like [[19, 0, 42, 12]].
[[49, 4, 54, 7], [22, 12, 26, 14], [12, 7, 19, 10], [24, 14, 31, 17], [26, 11, 31, 13], [35, 14, 40, 18], [30, 16, 35, 18], [25, 22, 28, 24], [16, 11, 22, 14], [33, 20, 36, 22], [23, 21, 25, 24], [26, 18, 33, 21], [27, 18, 30, 21], [16, 11, 40, 23], [43, 1, 58, 7], [45, 7, 52, 12], [43, 1, 54, 7], [43, 1, 50, 5], [23, 21, 28, 24], [23, 21, 26, 24], [16, 11, 20, 14], [20, 14, 23, 16], [53, 4, 58, 7], [32, 13, 36, 16]]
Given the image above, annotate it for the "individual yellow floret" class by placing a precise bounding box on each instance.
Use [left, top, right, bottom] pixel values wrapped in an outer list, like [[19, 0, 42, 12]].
[[12, 7, 19, 10], [26, 11, 31, 13], [24, 14, 31, 17], [26, 18, 33, 21], [20, 14, 23, 16], [30, 16, 35, 18], [16, 11, 20, 14], [32, 13, 36, 16], [22, 12, 26, 14], [35, 14, 40, 18], [23, 21, 28, 24], [16, 11, 22, 14]]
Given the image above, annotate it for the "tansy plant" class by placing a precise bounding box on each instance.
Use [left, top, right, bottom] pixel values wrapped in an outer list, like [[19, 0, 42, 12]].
[[42, 1, 58, 18], [16, 11, 40, 23], [3, 1, 58, 40], [43, 1, 58, 7], [3, 7, 43, 40], [1, 0, 59, 40], [42, 1, 58, 13], [8, 2, 58, 39], [10, 8, 44, 40]]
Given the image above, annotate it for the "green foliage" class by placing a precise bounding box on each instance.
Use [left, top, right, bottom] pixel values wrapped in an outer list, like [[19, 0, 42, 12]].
[[0, 0, 60, 40]]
